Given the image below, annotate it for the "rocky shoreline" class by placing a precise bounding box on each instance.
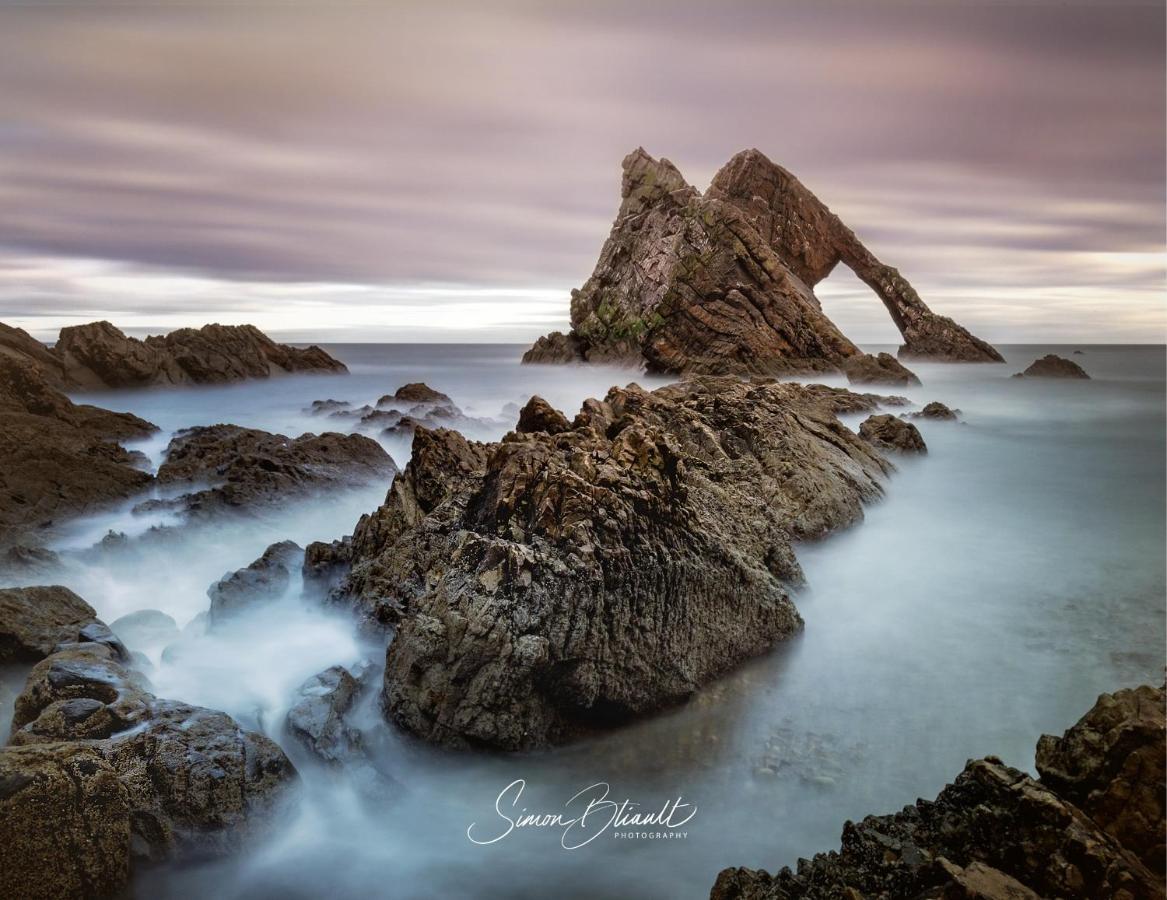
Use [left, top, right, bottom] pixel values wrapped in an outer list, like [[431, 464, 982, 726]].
[[711, 683, 1166, 900]]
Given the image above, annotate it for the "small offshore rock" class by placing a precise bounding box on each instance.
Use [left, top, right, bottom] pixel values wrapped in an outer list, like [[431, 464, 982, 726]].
[[1015, 354, 1091, 379], [858, 414, 927, 453]]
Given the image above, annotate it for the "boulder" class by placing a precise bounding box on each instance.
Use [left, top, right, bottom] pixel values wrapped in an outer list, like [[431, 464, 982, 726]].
[[709, 684, 1166, 900], [108, 609, 180, 651], [523, 148, 1001, 373], [0, 585, 115, 662], [5, 636, 297, 877], [841, 352, 921, 387], [0, 349, 157, 548], [908, 401, 959, 421], [859, 414, 927, 454], [514, 396, 571, 434], [1036, 684, 1165, 874], [207, 541, 302, 624], [305, 399, 352, 415], [1014, 354, 1091, 379], [154, 425, 396, 517], [379, 382, 452, 406], [324, 377, 890, 750], [285, 665, 362, 764]]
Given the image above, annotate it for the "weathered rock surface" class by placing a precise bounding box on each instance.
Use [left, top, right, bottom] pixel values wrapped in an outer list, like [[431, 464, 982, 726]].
[[285, 665, 363, 764], [523, 148, 1001, 373], [0, 594, 297, 897], [841, 352, 921, 387], [1014, 354, 1091, 379], [380, 382, 452, 406], [1035, 684, 1165, 875], [207, 541, 303, 624], [908, 401, 959, 421], [859, 414, 927, 454], [52, 320, 346, 389], [0, 585, 115, 662], [710, 684, 1165, 900], [515, 395, 571, 434], [153, 424, 396, 517], [320, 377, 890, 750], [0, 343, 157, 548]]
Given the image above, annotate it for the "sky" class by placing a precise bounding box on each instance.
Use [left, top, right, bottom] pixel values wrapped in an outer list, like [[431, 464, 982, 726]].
[[0, 0, 1163, 344]]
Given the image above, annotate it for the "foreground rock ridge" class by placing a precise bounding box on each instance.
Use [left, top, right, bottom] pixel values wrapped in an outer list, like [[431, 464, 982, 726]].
[[0, 586, 297, 899], [2, 319, 346, 391], [710, 683, 1166, 900], [523, 148, 1002, 373], [312, 377, 895, 750]]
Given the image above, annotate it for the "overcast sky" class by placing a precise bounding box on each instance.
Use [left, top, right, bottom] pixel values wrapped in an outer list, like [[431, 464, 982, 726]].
[[0, 0, 1163, 343]]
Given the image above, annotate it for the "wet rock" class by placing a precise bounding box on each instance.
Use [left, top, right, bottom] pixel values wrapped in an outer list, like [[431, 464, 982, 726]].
[[0, 743, 131, 899], [286, 665, 362, 764], [6, 638, 297, 874], [306, 399, 352, 415], [54, 320, 346, 389], [1014, 354, 1091, 379], [379, 382, 452, 406], [859, 414, 927, 454], [0, 585, 121, 663], [108, 609, 180, 651], [523, 148, 1001, 373], [794, 384, 910, 415], [0, 545, 61, 576], [1036, 683, 1165, 874], [515, 396, 571, 434], [156, 425, 396, 516], [207, 541, 302, 624], [0, 346, 157, 547], [841, 352, 921, 387], [331, 377, 890, 750], [908, 401, 959, 421], [710, 685, 1166, 900]]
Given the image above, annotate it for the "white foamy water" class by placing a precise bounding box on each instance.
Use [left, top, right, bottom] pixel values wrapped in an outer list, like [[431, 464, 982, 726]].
[[2, 344, 1163, 899]]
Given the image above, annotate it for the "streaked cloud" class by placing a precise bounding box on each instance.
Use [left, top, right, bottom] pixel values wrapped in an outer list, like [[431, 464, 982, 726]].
[[0, 0, 1163, 342]]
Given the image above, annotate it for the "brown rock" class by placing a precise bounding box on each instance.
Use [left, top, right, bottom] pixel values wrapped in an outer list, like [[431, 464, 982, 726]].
[[1036, 684, 1165, 874], [523, 148, 1001, 374], [1015, 354, 1091, 379], [859, 414, 927, 453], [841, 352, 921, 387], [379, 382, 452, 405], [0, 585, 109, 662], [329, 377, 890, 750], [515, 396, 571, 434], [909, 401, 960, 421]]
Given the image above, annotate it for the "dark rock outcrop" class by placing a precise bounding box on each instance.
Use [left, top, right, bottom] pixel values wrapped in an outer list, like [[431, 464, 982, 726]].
[[1014, 354, 1091, 379], [1, 613, 296, 896], [1035, 684, 1165, 875], [153, 425, 396, 517], [379, 382, 452, 406], [53, 321, 346, 389], [207, 541, 303, 624], [859, 414, 927, 454], [322, 377, 891, 750], [515, 396, 571, 434], [285, 665, 363, 764], [841, 352, 921, 388], [0, 585, 117, 662], [709, 684, 1165, 900], [908, 401, 959, 421], [523, 148, 1001, 373], [0, 345, 157, 548]]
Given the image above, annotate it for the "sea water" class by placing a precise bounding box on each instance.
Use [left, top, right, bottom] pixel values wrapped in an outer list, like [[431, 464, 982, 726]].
[[2, 344, 1162, 899]]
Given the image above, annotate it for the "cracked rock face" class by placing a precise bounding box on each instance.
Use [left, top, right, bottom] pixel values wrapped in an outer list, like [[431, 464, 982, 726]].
[[321, 378, 892, 750], [523, 148, 1002, 373], [710, 683, 1166, 900]]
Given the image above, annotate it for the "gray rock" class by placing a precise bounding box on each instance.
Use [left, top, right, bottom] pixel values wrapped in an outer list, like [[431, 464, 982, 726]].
[[207, 541, 303, 625], [285, 665, 362, 764]]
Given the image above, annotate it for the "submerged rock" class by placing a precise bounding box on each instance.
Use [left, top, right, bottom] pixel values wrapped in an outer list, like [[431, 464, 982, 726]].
[[841, 352, 921, 388], [1015, 354, 1091, 379], [859, 414, 927, 454], [908, 401, 959, 421], [207, 541, 303, 624], [286, 665, 363, 764], [155, 425, 396, 517], [324, 377, 890, 750], [710, 683, 1166, 900], [379, 382, 452, 406], [523, 148, 1001, 373], [108, 609, 180, 651]]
